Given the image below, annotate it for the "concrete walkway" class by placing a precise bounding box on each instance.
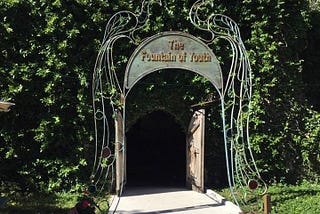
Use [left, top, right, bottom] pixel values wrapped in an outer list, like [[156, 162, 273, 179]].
[[108, 187, 242, 214]]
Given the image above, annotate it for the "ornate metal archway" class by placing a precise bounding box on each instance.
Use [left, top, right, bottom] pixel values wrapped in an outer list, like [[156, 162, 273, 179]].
[[90, 0, 267, 207]]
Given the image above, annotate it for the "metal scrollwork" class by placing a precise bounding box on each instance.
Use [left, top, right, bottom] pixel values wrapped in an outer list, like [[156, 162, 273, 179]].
[[91, 0, 162, 196], [190, 0, 267, 205], [91, 0, 266, 207]]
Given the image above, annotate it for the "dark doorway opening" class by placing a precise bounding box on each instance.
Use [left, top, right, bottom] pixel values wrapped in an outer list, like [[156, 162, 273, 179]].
[[126, 110, 186, 187]]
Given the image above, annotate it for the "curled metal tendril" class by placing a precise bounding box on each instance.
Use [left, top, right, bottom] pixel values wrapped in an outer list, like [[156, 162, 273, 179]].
[[90, 0, 266, 207], [190, 0, 267, 205], [91, 0, 161, 197]]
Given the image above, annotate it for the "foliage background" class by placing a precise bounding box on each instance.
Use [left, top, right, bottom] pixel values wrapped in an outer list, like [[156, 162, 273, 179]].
[[0, 0, 319, 196]]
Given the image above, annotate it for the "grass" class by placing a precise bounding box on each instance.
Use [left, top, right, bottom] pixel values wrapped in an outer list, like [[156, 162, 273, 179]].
[[0, 192, 77, 214], [0, 191, 109, 214], [268, 181, 320, 213], [1, 182, 320, 213], [218, 181, 320, 214]]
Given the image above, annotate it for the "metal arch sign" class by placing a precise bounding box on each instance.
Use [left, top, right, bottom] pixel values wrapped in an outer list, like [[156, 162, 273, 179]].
[[92, 1, 266, 207], [124, 31, 223, 90]]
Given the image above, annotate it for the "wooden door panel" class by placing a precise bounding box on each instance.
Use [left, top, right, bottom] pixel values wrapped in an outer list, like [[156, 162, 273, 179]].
[[186, 109, 205, 192], [115, 110, 125, 195]]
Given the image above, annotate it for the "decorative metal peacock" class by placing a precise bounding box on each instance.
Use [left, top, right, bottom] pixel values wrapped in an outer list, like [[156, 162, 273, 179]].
[[89, 0, 266, 208], [90, 0, 162, 195], [189, 0, 267, 205]]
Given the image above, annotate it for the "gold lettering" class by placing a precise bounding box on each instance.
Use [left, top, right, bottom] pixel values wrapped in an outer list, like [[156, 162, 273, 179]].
[[168, 40, 184, 50], [141, 51, 147, 61], [178, 52, 187, 62], [141, 51, 177, 62], [190, 53, 211, 62], [168, 40, 174, 50], [142, 50, 212, 63]]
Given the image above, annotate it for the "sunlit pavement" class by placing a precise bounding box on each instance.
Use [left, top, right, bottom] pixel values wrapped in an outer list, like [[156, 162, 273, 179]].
[[108, 187, 241, 214]]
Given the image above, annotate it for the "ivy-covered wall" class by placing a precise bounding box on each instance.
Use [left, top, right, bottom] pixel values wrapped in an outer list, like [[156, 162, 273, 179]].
[[1, 0, 320, 194]]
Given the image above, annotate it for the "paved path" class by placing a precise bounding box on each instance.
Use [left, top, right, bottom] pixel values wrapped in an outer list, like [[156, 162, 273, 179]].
[[108, 187, 242, 214]]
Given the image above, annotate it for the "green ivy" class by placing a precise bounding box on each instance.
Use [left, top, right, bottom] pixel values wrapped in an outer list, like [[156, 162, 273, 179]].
[[0, 0, 320, 195]]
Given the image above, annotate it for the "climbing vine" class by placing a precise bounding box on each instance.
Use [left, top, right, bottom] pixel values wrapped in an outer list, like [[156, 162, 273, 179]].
[[0, 0, 319, 196]]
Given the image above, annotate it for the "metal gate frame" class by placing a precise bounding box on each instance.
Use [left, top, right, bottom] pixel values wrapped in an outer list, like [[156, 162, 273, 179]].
[[90, 0, 267, 206]]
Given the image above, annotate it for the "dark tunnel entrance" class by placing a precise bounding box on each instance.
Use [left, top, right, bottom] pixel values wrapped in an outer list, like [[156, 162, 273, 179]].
[[126, 110, 186, 187]]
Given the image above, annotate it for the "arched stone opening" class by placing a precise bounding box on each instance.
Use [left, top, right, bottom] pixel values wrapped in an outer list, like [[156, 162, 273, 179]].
[[126, 110, 186, 187]]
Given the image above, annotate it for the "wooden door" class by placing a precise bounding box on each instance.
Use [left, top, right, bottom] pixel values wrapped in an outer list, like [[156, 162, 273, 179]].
[[115, 109, 126, 195], [186, 109, 205, 192]]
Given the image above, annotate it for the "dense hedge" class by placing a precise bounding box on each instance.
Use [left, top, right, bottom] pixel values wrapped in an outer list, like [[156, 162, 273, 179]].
[[0, 0, 319, 193]]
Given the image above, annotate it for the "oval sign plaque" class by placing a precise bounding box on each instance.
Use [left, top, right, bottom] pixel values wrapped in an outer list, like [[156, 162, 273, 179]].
[[124, 31, 222, 90]]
